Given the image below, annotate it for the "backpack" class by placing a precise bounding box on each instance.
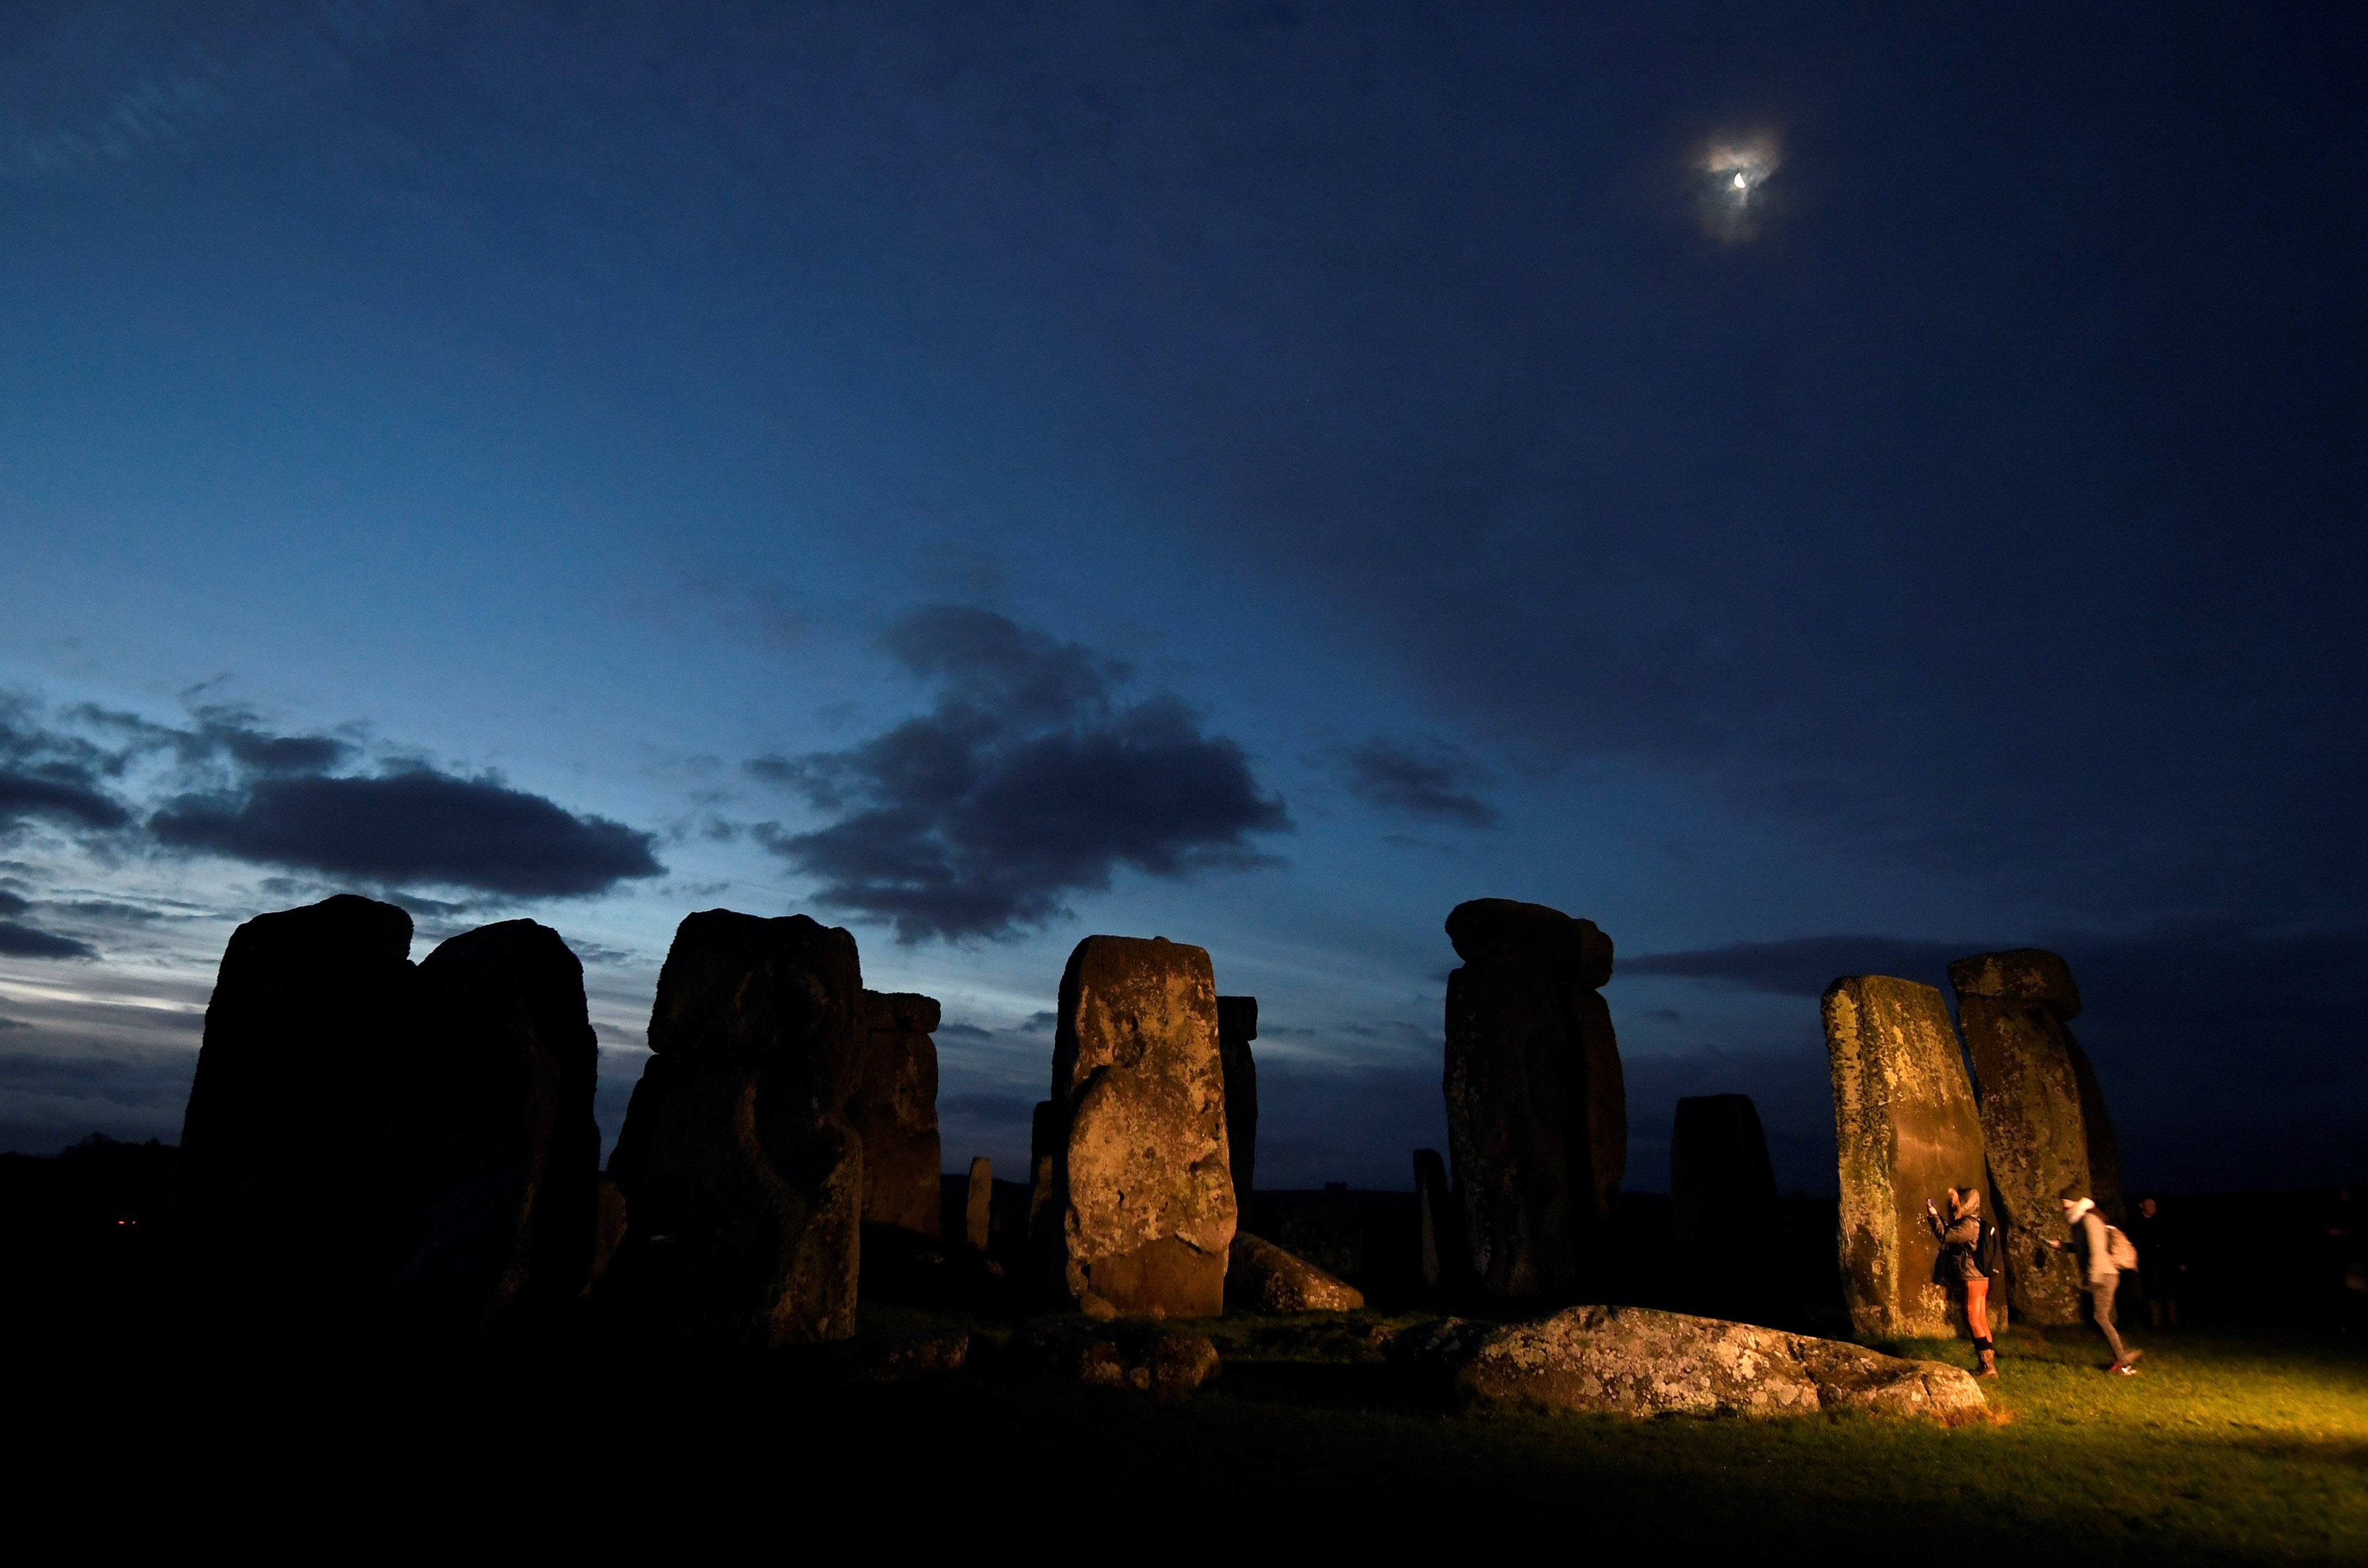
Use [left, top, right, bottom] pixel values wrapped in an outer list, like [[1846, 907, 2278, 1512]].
[[1975, 1218, 2005, 1278], [2104, 1223, 2139, 1271]]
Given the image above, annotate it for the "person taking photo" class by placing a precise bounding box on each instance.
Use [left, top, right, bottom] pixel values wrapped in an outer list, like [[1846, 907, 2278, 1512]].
[[1926, 1187, 1997, 1377]]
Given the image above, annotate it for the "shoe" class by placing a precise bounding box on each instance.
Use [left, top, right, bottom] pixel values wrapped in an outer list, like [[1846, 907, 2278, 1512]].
[[1976, 1350, 1998, 1377], [2111, 1361, 2140, 1375]]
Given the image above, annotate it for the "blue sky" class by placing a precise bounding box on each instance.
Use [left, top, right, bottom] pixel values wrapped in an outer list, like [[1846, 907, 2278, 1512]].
[[3, 2, 2361, 1193]]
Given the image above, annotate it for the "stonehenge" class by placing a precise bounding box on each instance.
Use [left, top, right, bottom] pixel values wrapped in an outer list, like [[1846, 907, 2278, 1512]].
[[1821, 975, 1988, 1339], [1442, 899, 1627, 1299], [848, 990, 944, 1239], [1034, 935, 1237, 1317], [605, 911, 867, 1346], [1948, 948, 2094, 1324], [159, 885, 2126, 1400]]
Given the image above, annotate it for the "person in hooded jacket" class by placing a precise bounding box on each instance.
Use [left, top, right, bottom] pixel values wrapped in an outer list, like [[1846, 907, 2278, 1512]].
[[2050, 1185, 2142, 1374], [1925, 1186, 1996, 1377]]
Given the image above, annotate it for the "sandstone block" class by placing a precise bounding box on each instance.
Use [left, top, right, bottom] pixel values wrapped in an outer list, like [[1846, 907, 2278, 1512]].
[[606, 910, 866, 1346], [1228, 1232, 1364, 1311], [2065, 1032, 2126, 1224], [1949, 949, 2094, 1325], [1040, 936, 1237, 1317], [849, 990, 942, 1238], [1669, 1094, 1782, 1309], [965, 1156, 992, 1252], [1822, 975, 1987, 1339], [371, 919, 600, 1332], [1442, 899, 1626, 1299], [171, 894, 417, 1315], [1216, 994, 1259, 1202], [1946, 948, 2081, 1020], [1394, 1305, 1984, 1423], [1011, 1315, 1222, 1393]]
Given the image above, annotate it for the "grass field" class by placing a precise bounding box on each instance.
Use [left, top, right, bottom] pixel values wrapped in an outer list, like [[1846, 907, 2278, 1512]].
[[806, 1304, 2367, 1559]]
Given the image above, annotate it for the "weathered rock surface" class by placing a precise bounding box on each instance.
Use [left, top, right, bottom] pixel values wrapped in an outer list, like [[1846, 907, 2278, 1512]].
[[820, 1328, 971, 1385], [1038, 936, 1237, 1317], [1394, 1305, 1985, 1424], [1216, 994, 1259, 1202], [2064, 1032, 2126, 1225], [1669, 1094, 1782, 1305], [1228, 1232, 1365, 1311], [606, 910, 867, 1346], [964, 1156, 992, 1252], [1442, 898, 1627, 1299], [172, 894, 417, 1313], [1822, 975, 1988, 1340], [1011, 1315, 1222, 1393], [848, 990, 941, 1239], [371, 919, 600, 1331], [1949, 949, 2093, 1325]]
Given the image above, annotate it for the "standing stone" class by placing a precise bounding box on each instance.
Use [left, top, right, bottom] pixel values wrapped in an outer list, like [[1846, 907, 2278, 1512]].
[[1821, 975, 1988, 1340], [172, 894, 417, 1318], [1669, 1093, 1782, 1309], [1414, 1148, 1453, 1289], [965, 1157, 993, 1253], [371, 919, 600, 1332], [849, 991, 942, 1239], [1441, 899, 1627, 1300], [2064, 1033, 2126, 1224], [1948, 949, 2094, 1325], [607, 911, 866, 1346], [1216, 996, 1259, 1203], [1038, 936, 1236, 1317]]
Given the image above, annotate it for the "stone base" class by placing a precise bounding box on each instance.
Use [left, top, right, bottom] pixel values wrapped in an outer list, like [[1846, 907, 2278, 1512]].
[[1073, 1235, 1225, 1318]]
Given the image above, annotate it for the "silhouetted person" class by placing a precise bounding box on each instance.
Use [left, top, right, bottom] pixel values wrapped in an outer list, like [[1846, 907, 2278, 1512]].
[[2126, 1195, 2183, 1329], [1925, 1187, 1996, 1377], [2049, 1184, 2139, 1374]]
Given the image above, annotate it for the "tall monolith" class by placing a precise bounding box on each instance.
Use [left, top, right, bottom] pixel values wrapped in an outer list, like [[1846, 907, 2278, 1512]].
[[1822, 975, 1987, 1339], [1038, 935, 1236, 1316], [606, 911, 866, 1345], [1948, 948, 2094, 1325], [849, 990, 942, 1239], [1442, 899, 1627, 1299], [1669, 1093, 1782, 1312], [1216, 994, 1259, 1203], [172, 894, 417, 1318], [370, 919, 600, 1332]]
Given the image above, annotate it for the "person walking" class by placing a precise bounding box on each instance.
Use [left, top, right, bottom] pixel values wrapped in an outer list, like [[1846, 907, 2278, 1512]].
[[2128, 1196, 2183, 1328], [1926, 1187, 1997, 1377], [2050, 1186, 2141, 1374]]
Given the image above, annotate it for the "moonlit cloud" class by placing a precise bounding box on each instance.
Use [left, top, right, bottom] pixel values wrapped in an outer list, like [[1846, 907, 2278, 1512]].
[[1699, 133, 1781, 242]]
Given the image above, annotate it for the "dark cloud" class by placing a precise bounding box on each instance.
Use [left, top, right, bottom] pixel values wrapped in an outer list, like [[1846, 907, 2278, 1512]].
[[1, 698, 134, 834], [1019, 1010, 1057, 1033], [1623, 936, 1965, 997], [936, 1021, 993, 1039], [0, 1017, 31, 1032], [176, 704, 358, 777], [150, 768, 664, 898], [941, 1091, 1036, 1120], [0, 922, 97, 960], [751, 606, 1288, 943], [1333, 738, 1500, 829], [0, 1048, 196, 1154]]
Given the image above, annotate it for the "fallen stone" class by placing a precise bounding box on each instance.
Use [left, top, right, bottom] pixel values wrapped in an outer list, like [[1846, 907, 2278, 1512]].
[[1950, 949, 2093, 1325], [1228, 1232, 1365, 1311], [1442, 898, 1627, 1299], [1040, 935, 1237, 1317], [1393, 1305, 1986, 1424], [819, 1328, 971, 1385], [606, 910, 867, 1347], [848, 990, 942, 1239], [1822, 975, 1988, 1340], [171, 894, 417, 1315], [1216, 994, 1259, 1202], [1011, 1315, 1222, 1393], [1279, 1198, 1365, 1282], [370, 918, 601, 1332]]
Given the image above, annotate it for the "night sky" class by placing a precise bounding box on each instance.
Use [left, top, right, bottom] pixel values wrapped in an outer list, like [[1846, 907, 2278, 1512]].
[[4, 4, 2361, 1196]]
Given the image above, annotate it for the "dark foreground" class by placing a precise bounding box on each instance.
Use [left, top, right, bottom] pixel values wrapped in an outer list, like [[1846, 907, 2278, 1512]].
[[17, 1300, 2363, 1560]]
